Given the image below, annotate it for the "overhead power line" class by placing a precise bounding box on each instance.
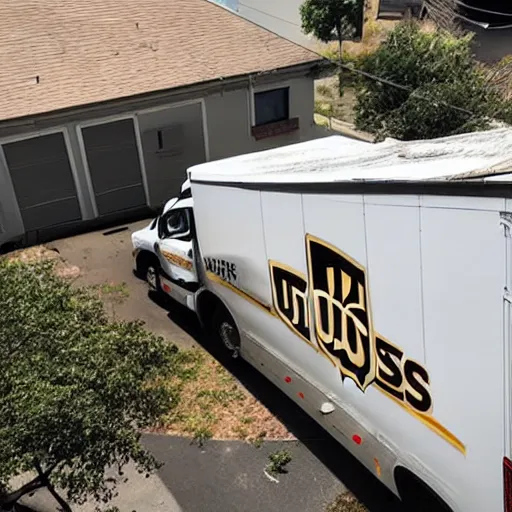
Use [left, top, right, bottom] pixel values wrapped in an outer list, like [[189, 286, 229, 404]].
[[235, 3, 484, 118]]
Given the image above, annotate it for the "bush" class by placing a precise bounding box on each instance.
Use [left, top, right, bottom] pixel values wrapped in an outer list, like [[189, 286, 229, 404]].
[[0, 260, 176, 510], [353, 21, 512, 140]]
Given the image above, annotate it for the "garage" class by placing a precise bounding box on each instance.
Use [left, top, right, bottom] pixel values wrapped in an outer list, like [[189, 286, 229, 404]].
[[2, 132, 82, 233], [81, 118, 147, 216]]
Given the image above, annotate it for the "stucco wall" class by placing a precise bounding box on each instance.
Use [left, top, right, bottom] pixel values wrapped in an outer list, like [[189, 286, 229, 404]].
[[206, 76, 315, 161]]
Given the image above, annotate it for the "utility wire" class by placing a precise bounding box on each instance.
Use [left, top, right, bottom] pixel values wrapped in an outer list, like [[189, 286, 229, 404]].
[[236, 2, 477, 117], [336, 62, 474, 115]]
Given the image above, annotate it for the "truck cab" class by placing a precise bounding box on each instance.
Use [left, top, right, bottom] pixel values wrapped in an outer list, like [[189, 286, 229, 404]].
[[132, 179, 201, 311], [132, 178, 241, 355]]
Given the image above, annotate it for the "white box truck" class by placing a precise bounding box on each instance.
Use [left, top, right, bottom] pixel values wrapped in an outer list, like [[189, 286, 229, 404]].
[[132, 129, 512, 512]]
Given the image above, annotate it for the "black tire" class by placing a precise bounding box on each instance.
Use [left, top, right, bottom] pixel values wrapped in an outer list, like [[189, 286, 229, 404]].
[[396, 469, 453, 512], [212, 306, 240, 358], [138, 254, 161, 293]]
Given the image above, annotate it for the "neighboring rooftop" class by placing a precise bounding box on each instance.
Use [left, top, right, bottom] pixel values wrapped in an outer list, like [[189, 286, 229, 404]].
[[0, 0, 322, 121], [189, 128, 512, 184]]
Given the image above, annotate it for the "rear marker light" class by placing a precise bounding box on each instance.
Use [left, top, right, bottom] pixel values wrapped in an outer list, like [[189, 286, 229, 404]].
[[284, 376, 292, 383], [352, 434, 362, 445], [504, 457, 512, 511], [163, 284, 171, 293], [298, 392, 304, 399]]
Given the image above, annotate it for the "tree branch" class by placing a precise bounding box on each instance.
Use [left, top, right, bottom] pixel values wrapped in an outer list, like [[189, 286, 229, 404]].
[[0, 459, 63, 509], [0, 478, 45, 510], [34, 461, 72, 512]]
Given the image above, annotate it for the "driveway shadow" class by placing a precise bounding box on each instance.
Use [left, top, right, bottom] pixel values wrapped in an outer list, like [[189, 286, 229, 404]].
[[146, 288, 404, 512]]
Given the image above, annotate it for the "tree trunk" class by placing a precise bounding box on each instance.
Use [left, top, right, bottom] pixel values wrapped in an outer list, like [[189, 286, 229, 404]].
[[34, 462, 71, 512], [337, 26, 344, 99], [0, 461, 61, 510], [0, 479, 45, 510]]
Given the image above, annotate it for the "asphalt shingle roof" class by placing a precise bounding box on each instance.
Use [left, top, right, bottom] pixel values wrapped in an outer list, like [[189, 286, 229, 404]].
[[0, 0, 321, 121]]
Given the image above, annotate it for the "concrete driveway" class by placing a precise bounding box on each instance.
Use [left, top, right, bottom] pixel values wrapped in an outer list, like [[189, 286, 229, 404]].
[[50, 219, 198, 349]]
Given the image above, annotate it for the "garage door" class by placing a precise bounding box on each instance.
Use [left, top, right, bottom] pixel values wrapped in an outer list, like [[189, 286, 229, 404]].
[[81, 119, 146, 216], [3, 133, 81, 232], [139, 102, 206, 207]]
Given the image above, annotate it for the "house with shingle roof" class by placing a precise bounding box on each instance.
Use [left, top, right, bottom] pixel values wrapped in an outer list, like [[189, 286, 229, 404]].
[[0, 0, 325, 248]]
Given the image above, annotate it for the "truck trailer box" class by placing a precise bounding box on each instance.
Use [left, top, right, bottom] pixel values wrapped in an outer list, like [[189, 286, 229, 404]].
[[132, 129, 512, 511]]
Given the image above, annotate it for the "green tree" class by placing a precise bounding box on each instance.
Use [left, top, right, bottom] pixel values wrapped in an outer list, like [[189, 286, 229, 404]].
[[354, 21, 512, 140], [0, 260, 176, 510], [300, 0, 364, 62]]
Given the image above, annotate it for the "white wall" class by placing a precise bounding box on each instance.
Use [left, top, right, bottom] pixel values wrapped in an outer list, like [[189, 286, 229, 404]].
[[205, 76, 316, 161]]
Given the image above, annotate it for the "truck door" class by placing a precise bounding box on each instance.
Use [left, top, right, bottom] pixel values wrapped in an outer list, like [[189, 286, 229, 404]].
[[155, 207, 198, 288]]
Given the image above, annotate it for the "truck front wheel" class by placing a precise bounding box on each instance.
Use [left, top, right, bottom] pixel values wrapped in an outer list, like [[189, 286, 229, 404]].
[[212, 307, 240, 358], [137, 252, 161, 292]]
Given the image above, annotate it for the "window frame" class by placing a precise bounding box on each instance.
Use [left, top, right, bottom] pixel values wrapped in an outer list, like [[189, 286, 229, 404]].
[[253, 87, 290, 127]]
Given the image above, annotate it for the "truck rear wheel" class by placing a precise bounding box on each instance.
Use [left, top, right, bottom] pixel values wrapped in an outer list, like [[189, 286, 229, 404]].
[[212, 307, 240, 358], [395, 468, 452, 512]]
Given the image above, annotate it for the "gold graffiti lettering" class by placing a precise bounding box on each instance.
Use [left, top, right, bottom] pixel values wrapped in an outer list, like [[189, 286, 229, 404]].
[[281, 279, 309, 327], [314, 267, 368, 368], [292, 286, 309, 327], [282, 279, 289, 309]]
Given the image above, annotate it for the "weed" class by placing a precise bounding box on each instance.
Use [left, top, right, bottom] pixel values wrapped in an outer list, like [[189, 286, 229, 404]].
[[254, 431, 267, 447], [172, 350, 204, 382], [100, 282, 129, 297], [234, 425, 249, 439], [91, 281, 130, 304], [266, 450, 292, 476], [326, 492, 367, 512], [216, 365, 233, 380], [157, 348, 291, 442], [196, 387, 244, 406], [317, 84, 334, 98], [192, 427, 213, 447], [315, 100, 334, 118]]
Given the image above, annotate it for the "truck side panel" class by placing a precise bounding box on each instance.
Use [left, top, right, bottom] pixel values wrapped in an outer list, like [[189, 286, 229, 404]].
[[191, 183, 273, 337], [260, 192, 340, 391], [419, 198, 505, 511], [191, 180, 508, 512], [301, 193, 507, 511]]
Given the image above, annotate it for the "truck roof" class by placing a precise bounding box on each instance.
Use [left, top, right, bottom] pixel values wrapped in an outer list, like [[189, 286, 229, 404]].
[[189, 129, 512, 195]]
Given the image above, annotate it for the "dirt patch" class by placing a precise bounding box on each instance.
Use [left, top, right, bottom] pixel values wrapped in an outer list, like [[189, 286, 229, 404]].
[[315, 77, 358, 125], [4, 245, 81, 280], [155, 349, 292, 443], [326, 492, 368, 512]]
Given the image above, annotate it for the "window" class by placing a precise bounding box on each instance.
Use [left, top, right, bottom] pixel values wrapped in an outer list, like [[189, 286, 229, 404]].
[[254, 87, 289, 126], [160, 209, 189, 239]]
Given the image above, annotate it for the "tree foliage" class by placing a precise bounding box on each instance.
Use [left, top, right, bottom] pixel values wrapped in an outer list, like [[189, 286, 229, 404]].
[[0, 259, 176, 509], [353, 22, 512, 140], [300, 0, 364, 45]]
